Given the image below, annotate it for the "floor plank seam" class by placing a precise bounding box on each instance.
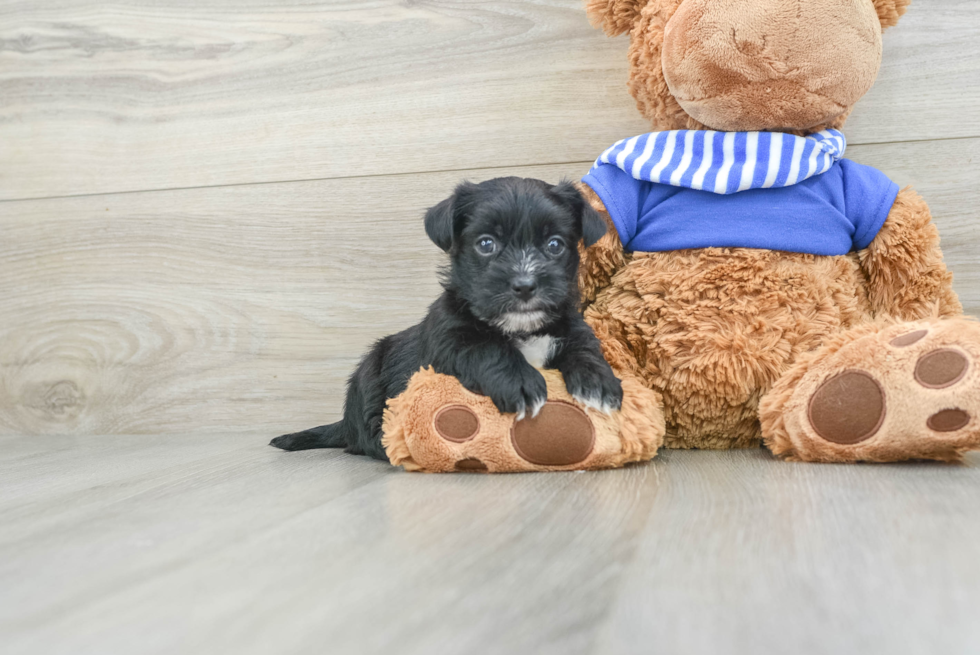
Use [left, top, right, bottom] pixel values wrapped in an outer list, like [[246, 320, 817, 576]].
[[3, 133, 978, 204]]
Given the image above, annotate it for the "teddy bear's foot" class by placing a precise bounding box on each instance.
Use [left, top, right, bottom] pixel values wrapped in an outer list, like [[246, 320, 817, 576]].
[[761, 318, 980, 463], [435, 400, 598, 472], [382, 368, 664, 473]]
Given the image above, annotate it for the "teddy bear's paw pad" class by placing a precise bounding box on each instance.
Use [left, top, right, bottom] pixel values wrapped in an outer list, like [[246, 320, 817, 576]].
[[914, 348, 969, 389], [454, 457, 488, 472], [808, 370, 886, 445], [928, 409, 971, 432], [434, 405, 480, 443], [510, 401, 595, 466], [890, 329, 928, 348]]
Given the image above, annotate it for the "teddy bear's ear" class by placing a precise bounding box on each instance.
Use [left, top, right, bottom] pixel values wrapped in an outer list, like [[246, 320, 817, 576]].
[[871, 0, 911, 29], [424, 182, 479, 253], [551, 181, 607, 248], [585, 0, 653, 36]]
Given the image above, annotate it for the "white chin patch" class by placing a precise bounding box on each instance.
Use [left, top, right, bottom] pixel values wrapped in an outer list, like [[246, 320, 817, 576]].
[[573, 393, 616, 415], [494, 311, 547, 334]]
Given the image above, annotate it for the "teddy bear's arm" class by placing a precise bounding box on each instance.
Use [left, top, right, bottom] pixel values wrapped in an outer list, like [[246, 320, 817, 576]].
[[575, 183, 629, 307], [859, 187, 962, 321]]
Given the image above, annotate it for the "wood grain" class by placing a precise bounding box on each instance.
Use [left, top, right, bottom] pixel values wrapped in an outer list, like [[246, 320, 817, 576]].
[[591, 449, 980, 655], [1, 438, 978, 655], [1, 138, 977, 437], [1, 0, 979, 201]]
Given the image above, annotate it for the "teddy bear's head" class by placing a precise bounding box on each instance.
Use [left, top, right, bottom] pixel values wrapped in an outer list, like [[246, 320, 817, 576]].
[[588, 0, 910, 133]]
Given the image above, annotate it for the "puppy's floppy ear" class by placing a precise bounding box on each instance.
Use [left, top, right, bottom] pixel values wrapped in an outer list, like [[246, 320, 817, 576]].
[[424, 181, 479, 253], [580, 202, 608, 248], [424, 196, 455, 252], [551, 180, 607, 248]]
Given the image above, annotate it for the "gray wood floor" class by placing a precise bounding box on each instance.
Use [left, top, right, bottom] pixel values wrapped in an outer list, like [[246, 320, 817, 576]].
[[3, 1, 980, 652], [2, 435, 980, 655]]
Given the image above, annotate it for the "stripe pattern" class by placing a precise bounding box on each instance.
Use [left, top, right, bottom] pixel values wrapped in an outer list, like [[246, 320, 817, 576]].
[[591, 129, 846, 195]]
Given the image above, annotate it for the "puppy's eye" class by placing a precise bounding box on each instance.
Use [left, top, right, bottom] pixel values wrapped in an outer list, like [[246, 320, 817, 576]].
[[476, 236, 496, 255], [546, 237, 565, 256]]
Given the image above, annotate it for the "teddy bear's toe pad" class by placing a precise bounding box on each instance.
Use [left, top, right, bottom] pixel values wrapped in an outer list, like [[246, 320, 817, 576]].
[[890, 329, 928, 347], [915, 348, 969, 388], [808, 371, 885, 445], [434, 405, 480, 442], [510, 401, 595, 466], [928, 409, 971, 432], [454, 457, 489, 472]]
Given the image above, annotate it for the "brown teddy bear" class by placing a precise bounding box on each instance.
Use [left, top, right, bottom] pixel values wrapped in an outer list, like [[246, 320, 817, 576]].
[[383, 0, 980, 472], [577, 0, 980, 462]]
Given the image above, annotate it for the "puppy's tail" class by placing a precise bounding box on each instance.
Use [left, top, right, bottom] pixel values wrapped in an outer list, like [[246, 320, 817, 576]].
[[269, 421, 347, 451]]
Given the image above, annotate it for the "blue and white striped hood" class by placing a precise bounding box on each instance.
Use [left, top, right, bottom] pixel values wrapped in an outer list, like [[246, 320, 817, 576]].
[[590, 129, 846, 195]]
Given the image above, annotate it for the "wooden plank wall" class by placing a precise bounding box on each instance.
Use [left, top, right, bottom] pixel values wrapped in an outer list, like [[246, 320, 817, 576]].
[[1, 0, 979, 436]]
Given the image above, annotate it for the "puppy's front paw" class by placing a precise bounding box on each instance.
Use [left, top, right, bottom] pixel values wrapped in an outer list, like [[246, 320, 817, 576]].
[[565, 365, 623, 415], [488, 367, 548, 421]]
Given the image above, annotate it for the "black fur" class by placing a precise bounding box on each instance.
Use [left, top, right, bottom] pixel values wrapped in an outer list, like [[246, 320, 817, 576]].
[[271, 177, 623, 461]]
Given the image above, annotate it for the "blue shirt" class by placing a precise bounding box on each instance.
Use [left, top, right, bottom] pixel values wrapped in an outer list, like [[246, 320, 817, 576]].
[[582, 158, 899, 256]]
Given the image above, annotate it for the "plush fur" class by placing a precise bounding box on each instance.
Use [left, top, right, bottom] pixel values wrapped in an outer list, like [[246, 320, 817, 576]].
[[584, 245, 873, 449], [580, 0, 980, 462], [271, 177, 621, 461], [860, 188, 962, 320]]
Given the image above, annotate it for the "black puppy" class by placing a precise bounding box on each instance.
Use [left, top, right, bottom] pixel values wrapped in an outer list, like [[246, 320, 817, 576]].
[[271, 177, 623, 461]]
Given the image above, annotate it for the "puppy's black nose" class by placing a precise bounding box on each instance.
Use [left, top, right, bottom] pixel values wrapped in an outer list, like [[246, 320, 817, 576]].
[[511, 277, 537, 301]]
